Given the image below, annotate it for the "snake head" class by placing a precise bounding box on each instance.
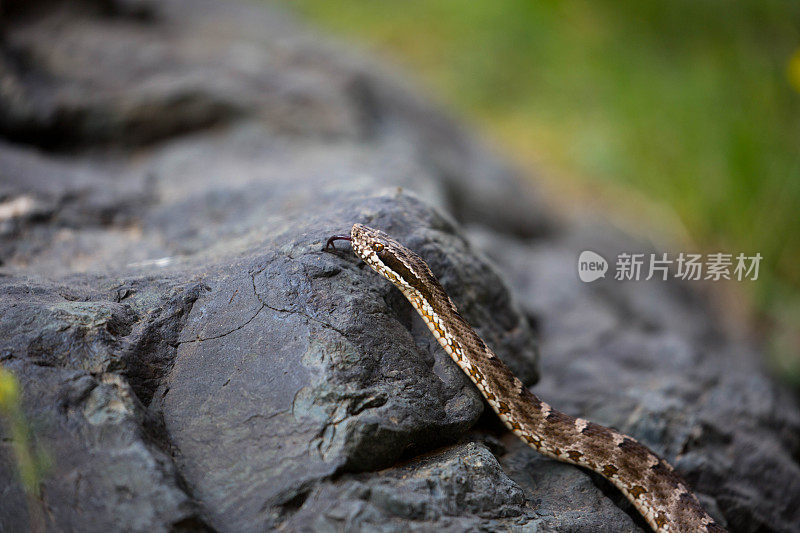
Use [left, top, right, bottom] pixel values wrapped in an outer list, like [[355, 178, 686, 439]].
[[350, 223, 392, 267], [350, 224, 434, 295]]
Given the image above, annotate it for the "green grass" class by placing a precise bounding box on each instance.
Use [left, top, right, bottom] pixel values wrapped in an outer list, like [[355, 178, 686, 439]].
[[0, 365, 47, 495], [280, 0, 800, 382]]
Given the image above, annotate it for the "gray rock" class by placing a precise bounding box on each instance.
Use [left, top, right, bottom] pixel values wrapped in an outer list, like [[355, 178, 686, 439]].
[[0, 359, 206, 532], [0, 1, 797, 533], [470, 223, 800, 533], [280, 441, 554, 533]]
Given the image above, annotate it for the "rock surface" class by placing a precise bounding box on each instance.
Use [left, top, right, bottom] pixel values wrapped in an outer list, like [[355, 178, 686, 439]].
[[0, 1, 798, 532]]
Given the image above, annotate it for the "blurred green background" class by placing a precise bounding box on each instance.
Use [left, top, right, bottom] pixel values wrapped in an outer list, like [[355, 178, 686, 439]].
[[280, 0, 800, 384]]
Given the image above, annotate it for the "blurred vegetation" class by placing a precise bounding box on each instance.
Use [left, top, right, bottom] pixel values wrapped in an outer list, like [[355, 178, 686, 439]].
[[0, 365, 47, 497], [282, 0, 800, 383]]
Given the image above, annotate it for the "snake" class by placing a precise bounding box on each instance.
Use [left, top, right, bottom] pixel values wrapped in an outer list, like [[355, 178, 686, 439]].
[[324, 224, 725, 533]]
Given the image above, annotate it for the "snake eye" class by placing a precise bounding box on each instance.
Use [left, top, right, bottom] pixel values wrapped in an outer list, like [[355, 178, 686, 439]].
[[373, 242, 384, 252]]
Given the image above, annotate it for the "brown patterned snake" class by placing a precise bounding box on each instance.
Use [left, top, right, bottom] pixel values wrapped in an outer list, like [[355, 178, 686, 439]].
[[325, 224, 725, 533]]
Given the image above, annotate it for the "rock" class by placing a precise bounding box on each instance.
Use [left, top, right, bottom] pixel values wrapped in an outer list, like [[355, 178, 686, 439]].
[[280, 441, 555, 533], [0, 359, 207, 532], [470, 224, 800, 532], [0, 1, 797, 532]]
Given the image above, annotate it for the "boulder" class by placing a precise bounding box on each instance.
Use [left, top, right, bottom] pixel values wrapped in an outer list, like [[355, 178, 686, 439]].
[[0, 1, 797, 532]]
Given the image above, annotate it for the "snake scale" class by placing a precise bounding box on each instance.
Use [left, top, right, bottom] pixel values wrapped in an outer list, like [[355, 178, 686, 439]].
[[325, 224, 725, 533]]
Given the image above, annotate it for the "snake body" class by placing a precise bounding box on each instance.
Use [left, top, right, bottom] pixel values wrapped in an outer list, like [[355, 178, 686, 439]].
[[326, 224, 724, 533]]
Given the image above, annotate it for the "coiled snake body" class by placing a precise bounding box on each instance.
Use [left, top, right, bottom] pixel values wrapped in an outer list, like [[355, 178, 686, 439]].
[[326, 224, 725, 533]]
